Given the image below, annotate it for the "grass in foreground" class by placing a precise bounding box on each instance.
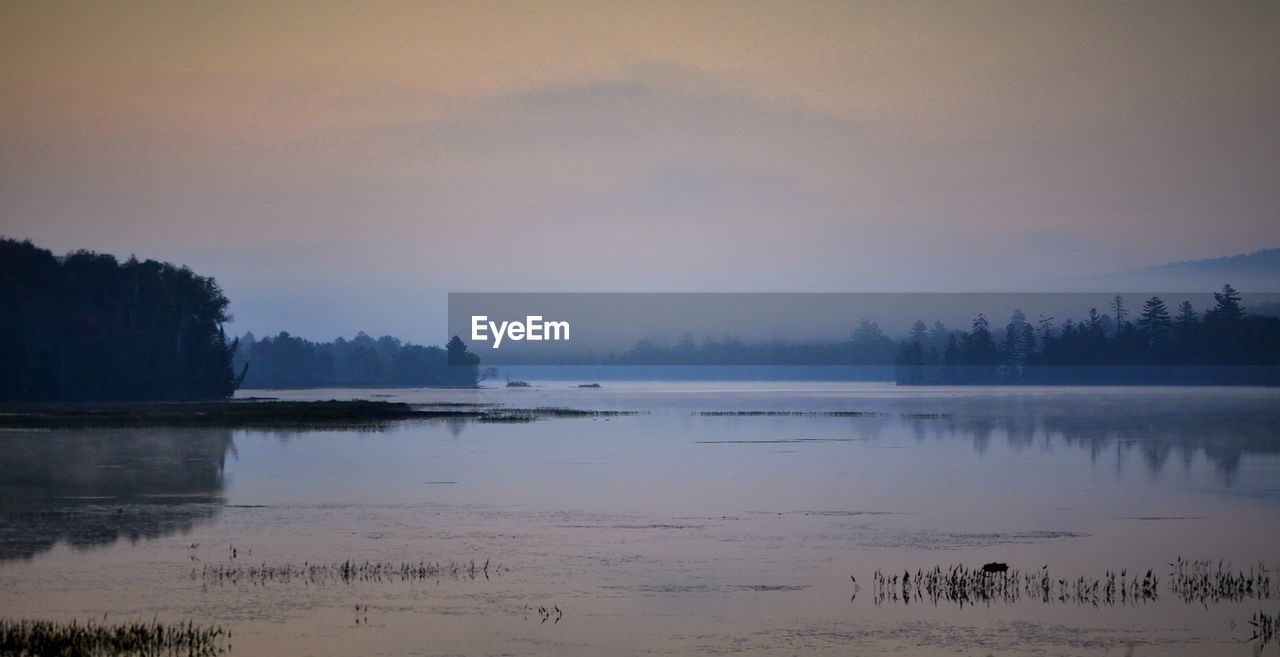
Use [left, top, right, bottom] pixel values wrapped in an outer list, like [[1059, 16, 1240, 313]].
[[0, 618, 226, 656]]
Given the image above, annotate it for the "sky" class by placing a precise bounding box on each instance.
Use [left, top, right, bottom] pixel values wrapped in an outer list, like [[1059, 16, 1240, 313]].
[[2, 1, 1278, 343]]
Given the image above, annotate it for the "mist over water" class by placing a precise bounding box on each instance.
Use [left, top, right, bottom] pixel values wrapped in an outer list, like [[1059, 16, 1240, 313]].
[[2, 384, 1277, 655]]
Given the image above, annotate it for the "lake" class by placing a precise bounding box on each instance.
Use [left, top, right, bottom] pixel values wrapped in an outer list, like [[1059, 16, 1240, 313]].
[[2, 383, 1278, 655]]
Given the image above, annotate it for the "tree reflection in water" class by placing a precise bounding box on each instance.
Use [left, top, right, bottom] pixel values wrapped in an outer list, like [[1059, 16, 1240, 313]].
[[0, 429, 234, 561], [896, 394, 1280, 483]]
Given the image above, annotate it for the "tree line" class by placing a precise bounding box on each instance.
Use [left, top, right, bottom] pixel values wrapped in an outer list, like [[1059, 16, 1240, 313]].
[[233, 332, 480, 389], [0, 238, 241, 401], [895, 285, 1280, 385], [598, 285, 1279, 385]]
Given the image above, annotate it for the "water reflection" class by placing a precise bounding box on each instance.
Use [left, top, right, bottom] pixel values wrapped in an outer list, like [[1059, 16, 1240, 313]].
[[0, 429, 234, 561], [0, 391, 1276, 562], [250, 418, 468, 444], [1, 387, 1277, 656], [895, 395, 1280, 482]]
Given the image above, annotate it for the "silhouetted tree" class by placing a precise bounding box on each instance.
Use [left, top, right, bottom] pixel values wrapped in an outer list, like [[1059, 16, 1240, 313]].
[[1001, 309, 1032, 366], [1112, 295, 1128, 329], [1204, 284, 1246, 363], [962, 314, 998, 366], [1209, 284, 1244, 322], [1175, 301, 1199, 327], [445, 335, 481, 386], [1138, 296, 1172, 342]]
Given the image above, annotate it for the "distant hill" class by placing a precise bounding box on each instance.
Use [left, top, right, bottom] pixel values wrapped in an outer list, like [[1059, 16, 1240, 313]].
[[1093, 249, 1280, 293], [1145, 249, 1280, 273]]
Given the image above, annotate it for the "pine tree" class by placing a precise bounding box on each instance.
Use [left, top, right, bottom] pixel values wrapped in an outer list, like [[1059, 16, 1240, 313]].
[[444, 335, 480, 386], [1208, 284, 1243, 322], [1137, 296, 1172, 348], [1086, 308, 1106, 336], [1003, 309, 1030, 366], [1112, 295, 1128, 328], [1037, 314, 1055, 340], [910, 320, 928, 346], [963, 314, 998, 365], [1175, 301, 1199, 331], [1018, 323, 1037, 365]]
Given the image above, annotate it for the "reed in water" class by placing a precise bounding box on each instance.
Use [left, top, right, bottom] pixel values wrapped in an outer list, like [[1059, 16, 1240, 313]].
[[870, 559, 1273, 608], [0, 617, 227, 656], [199, 558, 504, 585]]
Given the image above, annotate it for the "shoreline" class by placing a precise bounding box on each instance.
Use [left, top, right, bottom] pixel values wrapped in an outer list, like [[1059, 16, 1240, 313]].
[[0, 400, 628, 429]]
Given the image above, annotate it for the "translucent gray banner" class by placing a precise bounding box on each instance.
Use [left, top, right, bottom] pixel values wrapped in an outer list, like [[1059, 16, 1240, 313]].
[[447, 291, 1280, 370]]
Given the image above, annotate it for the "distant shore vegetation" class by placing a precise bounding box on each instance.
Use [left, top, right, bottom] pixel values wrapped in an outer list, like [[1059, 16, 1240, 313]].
[[0, 238, 482, 401], [601, 285, 1280, 385], [894, 285, 1280, 385], [234, 332, 480, 389]]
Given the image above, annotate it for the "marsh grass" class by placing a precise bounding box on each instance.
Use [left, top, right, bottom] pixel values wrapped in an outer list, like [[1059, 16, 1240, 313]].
[[198, 559, 504, 585], [871, 560, 1274, 608], [0, 618, 226, 656], [871, 565, 1157, 607], [1170, 558, 1273, 604], [1249, 610, 1278, 651]]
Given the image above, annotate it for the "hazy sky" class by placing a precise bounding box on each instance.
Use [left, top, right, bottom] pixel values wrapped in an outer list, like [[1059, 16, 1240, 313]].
[[2, 1, 1278, 343]]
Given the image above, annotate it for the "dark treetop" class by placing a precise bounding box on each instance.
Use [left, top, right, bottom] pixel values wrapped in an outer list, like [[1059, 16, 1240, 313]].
[[0, 238, 241, 401]]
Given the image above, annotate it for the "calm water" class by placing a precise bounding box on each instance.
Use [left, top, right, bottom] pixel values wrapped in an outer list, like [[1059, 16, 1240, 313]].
[[2, 383, 1279, 655]]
